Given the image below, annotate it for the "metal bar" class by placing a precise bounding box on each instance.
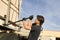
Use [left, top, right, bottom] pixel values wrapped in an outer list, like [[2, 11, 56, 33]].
[[10, 2, 19, 10], [18, 0, 22, 17], [5, 0, 11, 24], [0, 16, 21, 27]]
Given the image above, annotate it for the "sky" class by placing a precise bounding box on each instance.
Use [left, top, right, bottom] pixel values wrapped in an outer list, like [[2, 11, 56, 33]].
[[19, 0, 60, 31]]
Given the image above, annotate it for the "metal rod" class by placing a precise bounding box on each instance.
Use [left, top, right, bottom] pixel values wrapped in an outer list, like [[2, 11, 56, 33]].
[[18, 0, 20, 17], [0, 16, 22, 27], [6, 0, 11, 24]]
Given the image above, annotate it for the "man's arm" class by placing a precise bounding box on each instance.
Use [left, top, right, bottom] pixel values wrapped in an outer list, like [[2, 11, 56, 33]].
[[23, 20, 32, 30]]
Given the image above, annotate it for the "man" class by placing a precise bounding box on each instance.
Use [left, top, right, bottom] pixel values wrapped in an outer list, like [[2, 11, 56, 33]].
[[23, 15, 44, 40]]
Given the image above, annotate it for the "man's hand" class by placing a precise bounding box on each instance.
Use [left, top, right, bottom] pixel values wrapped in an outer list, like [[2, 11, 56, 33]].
[[22, 15, 33, 30], [23, 20, 32, 30]]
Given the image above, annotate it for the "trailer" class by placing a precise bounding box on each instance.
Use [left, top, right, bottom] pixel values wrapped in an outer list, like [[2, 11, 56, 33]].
[[0, 0, 22, 40]]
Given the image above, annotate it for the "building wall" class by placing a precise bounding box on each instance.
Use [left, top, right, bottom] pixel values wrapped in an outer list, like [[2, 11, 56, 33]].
[[17, 28, 60, 40], [40, 36, 56, 40], [40, 30, 60, 38], [0, 0, 22, 22]]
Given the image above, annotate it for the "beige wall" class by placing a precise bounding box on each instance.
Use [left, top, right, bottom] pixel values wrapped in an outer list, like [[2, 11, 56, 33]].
[[18, 29, 60, 38], [0, 0, 22, 22], [40, 30, 60, 38]]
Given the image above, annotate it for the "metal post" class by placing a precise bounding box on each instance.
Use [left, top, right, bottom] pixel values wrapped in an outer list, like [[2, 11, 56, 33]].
[[5, 0, 11, 24], [18, 0, 22, 28]]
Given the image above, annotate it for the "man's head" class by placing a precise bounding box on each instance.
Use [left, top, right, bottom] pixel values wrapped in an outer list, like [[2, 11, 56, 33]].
[[35, 15, 44, 26]]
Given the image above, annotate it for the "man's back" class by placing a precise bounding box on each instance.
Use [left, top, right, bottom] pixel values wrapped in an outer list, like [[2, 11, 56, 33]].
[[28, 23, 42, 40]]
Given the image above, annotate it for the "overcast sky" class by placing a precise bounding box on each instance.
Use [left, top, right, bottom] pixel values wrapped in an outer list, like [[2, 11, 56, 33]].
[[19, 0, 60, 31]]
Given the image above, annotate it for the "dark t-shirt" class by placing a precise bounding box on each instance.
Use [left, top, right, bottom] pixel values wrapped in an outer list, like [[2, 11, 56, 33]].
[[28, 23, 42, 40]]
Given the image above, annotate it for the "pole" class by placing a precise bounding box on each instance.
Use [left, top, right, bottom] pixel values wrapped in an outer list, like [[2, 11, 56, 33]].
[[5, 0, 11, 25]]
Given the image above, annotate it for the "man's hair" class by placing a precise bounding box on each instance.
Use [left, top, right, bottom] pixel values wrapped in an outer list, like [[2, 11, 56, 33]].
[[37, 15, 44, 26]]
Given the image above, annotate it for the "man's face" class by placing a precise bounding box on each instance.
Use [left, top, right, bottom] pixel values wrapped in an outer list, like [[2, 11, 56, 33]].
[[35, 18, 39, 24]]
